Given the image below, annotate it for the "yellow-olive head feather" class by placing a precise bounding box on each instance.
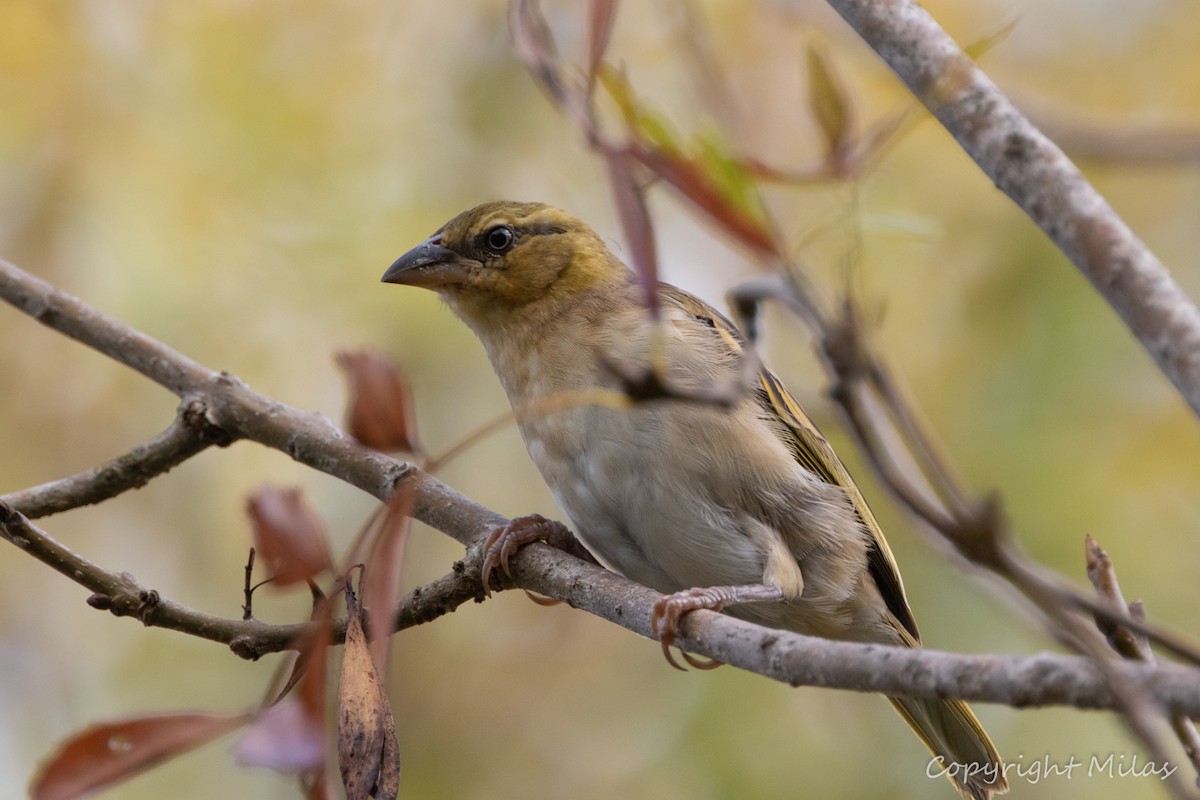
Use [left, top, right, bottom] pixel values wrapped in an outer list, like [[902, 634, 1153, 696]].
[[383, 202, 626, 325]]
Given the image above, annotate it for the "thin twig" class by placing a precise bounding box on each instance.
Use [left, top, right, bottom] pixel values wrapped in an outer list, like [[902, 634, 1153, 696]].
[[0, 498, 486, 659], [242, 548, 257, 621], [998, 542, 1198, 799], [1087, 535, 1200, 784], [1, 406, 229, 519]]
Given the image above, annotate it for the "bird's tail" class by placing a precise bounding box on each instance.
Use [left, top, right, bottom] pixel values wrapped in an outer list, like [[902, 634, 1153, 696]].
[[888, 695, 1008, 799]]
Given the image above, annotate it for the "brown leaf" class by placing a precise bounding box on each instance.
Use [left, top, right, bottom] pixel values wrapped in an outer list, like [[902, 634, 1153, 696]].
[[586, 0, 619, 83], [236, 599, 331, 774], [338, 586, 400, 800], [633, 145, 780, 258], [270, 592, 334, 706], [335, 351, 422, 454], [234, 697, 325, 773], [364, 487, 413, 672], [32, 712, 250, 800], [604, 147, 659, 315], [247, 487, 333, 587]]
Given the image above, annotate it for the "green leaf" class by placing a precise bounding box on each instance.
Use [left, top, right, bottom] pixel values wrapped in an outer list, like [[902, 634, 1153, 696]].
[[806, 39, 852, 160]]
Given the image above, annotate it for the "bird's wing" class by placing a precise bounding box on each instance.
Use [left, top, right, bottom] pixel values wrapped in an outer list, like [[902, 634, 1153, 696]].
[[659, 284, 921, 642]]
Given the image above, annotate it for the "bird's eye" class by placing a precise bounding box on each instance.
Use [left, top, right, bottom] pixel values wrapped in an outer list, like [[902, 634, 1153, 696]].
[[483, 225, 515, 254]]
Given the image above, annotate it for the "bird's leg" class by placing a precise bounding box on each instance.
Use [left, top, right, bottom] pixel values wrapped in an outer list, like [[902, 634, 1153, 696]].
[[651, 584, 787, 671], [480, 513, 597, 596]]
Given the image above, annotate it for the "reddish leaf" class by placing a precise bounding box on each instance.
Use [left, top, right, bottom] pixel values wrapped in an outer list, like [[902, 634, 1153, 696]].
[[270, 593, 334, 708], [634, 145, 780, 258], [604, 148, 659, 315], [236, 599, 332, 774], [509, 0, 565, 101], [234, 697, 325, 773], [335, 351, 422, 454], [247, 487, 333, 587], [586, 0, 619, 83], [32, 712, 250, 800], [363, 487, 413, 672], [338, 586, 400, 800]]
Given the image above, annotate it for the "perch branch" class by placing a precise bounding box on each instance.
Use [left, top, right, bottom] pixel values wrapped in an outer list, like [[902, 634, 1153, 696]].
[[4, 259, 1200, 717]]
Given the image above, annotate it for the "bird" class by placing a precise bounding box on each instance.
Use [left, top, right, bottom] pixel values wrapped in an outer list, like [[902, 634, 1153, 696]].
[[382, 200, 1007, 798]]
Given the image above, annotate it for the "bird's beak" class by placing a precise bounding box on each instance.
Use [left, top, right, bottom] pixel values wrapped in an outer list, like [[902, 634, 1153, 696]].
[[381, 236, 468, 288]]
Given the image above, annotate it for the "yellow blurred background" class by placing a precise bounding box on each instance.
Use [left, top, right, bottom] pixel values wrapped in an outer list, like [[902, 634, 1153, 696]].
[[2, 1, 1199, 798]]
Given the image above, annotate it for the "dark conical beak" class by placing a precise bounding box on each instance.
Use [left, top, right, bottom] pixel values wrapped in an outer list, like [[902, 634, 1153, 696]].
[[381, 237, 467, 288]]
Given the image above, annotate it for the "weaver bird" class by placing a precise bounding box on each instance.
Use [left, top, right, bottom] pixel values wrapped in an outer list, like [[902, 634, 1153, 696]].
[[382, 201, 1006, 798]]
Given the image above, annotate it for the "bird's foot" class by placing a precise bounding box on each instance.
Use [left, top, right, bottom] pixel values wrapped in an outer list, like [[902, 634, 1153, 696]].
[[480, 513, 596, 596], [651, 584, 786, 671]]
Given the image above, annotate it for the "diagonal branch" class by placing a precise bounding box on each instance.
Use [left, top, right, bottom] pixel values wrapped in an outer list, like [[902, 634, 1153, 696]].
[[2, 406, 231, 519], [822, 0, 1200, 419]]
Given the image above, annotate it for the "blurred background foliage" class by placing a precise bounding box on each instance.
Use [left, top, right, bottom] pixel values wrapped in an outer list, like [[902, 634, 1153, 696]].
[[2, 1, 1199, 798]]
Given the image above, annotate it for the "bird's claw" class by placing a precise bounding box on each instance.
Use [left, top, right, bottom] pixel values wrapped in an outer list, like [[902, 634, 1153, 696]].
[[650, 587, 734, 671], [480, 513, 579, 596], [651, 583, 788, 670]]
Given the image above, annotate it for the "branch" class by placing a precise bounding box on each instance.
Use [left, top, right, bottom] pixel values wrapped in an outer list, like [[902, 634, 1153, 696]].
[[5, 259, 1200, 718], [823, 0, 1200, 419], [1, 407, 230, 519], [1087, 536, 1200, 781], [500, 538, 1200, 716], [0, 498, 487, 660]]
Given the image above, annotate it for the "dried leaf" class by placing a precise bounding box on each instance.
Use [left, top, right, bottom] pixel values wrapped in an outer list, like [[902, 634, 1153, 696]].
[[364, 487, 413, 672], [604, 148, 659, 315], [335, 351, 422, 454], [237, 599, 331, 774], [271, 593, 335, 707], [32, 712, 250, 800], [338, 586, 400, 800], [247, 487, 333, 587], [234, 697, 325, 773], [806, 39, 853, 164]]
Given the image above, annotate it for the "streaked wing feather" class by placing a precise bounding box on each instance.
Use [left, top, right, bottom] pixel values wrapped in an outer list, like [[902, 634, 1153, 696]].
[[659, 284, 921, 642], [758, 370, 920, 641]]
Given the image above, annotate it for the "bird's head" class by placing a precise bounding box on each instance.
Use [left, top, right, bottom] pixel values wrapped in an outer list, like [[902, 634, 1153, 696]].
[[382, 202, 627, 326]]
